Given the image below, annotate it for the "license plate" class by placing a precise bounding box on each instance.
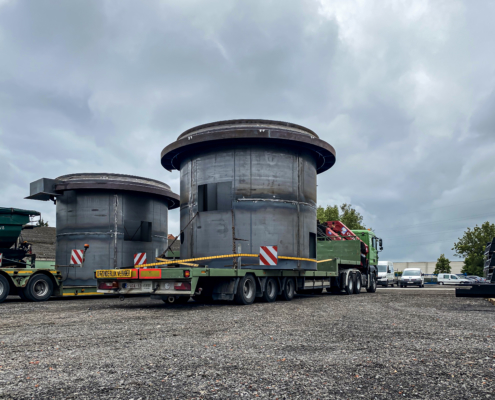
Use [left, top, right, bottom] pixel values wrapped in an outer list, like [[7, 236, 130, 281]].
[[408, 281, 413, 283], [142, 282, 152, 291], [126, 283, 141, 289], [96, 269, 131, 278]]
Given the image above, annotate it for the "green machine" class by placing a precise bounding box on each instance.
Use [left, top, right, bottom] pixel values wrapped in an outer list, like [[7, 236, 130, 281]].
[[0, 207, 94, 304], [0, 207, 40, 268]]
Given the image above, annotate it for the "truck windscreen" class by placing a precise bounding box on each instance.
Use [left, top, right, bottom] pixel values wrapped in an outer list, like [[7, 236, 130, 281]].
[[378, 265, 387, 272]]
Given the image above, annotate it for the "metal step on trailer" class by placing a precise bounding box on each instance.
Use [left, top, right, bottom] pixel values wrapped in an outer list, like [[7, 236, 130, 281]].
[[455, 284, 495, 298]]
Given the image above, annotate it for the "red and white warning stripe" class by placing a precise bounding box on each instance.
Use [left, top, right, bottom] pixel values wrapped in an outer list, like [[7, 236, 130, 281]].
[[70, 249, 84, 265], [0, 253, 2, 267], [134, 253, 147, 266], [259, 246, 278, 266]]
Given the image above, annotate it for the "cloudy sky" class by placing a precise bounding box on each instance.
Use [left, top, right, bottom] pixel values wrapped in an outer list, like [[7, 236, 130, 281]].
[[1, 0, 494, 262]]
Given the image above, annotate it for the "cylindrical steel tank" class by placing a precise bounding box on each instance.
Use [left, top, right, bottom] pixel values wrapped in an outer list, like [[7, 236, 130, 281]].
[[53, 173, 179, 286], [161, 119, 335, 270]]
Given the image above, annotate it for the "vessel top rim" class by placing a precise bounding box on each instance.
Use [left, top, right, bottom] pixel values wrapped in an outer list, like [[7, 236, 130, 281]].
[[55, 173, 171, 191], [177, 119, 319, 140]]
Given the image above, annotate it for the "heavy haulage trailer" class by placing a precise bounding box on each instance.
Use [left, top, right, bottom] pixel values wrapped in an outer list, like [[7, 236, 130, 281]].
[[96, 223, 382, 305], [96, 119, 383, 305]]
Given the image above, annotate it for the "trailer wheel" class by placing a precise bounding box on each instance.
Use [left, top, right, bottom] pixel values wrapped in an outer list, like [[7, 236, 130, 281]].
[[235, 275, 256, 305], [280, 278, 295, 301], [353, 272, 362, 294], [345, 273, 354, 295], [0, 275, 10, 303], [24, 274, 53, 302], [366, 273, 377, 293], [262, 278, 278, 302]]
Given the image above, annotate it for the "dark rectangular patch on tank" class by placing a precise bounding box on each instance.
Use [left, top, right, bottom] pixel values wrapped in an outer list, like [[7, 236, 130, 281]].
[[198, 182, 232, 212], [216, 181, 232, 211]]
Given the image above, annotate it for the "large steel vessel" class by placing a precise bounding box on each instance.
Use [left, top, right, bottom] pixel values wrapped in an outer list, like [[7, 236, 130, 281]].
[[28, 173, 179, 286], [161, 119, 335, 270]]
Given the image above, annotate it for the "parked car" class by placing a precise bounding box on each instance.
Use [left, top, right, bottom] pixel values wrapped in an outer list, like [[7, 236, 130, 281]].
[[400, 268, 424, 288], [466, 275, 484, 283], [377, 261, 398, 287], [437, 273, 471, 285]]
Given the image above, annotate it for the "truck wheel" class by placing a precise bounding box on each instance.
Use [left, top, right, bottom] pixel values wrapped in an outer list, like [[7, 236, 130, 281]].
[[235, 275, 256, 305], [24, 274, 53, 302], [280, 278, 295, 301], [0, 275, 10, 303], [366, 273, 377, 293], [345, 273, 354, 295], [353, 272, 362, 294], [262, 278, 278, 302]]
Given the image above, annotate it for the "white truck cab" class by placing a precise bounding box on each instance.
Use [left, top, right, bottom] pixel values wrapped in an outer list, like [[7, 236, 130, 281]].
[[400, 268, 424, 288], [377, 261, 396, 287], [437, 273, 471, 285]]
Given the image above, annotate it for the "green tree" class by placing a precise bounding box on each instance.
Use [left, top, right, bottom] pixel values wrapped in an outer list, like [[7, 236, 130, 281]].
[[36, 218, 49, 227], [453, 221, 495, 277], [434, 254, 451, 274], [316, 203, 366, 230], [316, 205, 339, 223]]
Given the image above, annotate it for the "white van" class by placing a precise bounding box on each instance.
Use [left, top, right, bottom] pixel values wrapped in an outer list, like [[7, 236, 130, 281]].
[[400, 268, 424, 288], [437, 273, 471, 285], [377, 261, 397, 287]]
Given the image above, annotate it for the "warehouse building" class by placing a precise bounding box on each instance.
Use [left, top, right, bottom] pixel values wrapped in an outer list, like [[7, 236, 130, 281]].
[[394, 261, 465, 275]]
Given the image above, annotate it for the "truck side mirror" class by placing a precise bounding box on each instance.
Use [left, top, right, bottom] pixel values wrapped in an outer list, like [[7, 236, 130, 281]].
[[379, 238, 383, 251]]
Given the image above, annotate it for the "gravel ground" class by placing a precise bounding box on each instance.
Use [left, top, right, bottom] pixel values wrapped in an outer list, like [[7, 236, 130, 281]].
[[0, 288, 494, 399]]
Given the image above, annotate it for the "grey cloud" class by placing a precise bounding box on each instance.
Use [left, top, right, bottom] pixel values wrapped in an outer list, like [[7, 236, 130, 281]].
[[0, 0, 494, 261]]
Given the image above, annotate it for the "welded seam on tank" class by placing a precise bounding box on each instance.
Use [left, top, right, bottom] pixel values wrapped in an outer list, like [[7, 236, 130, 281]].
[[235, 198, 316, 209]]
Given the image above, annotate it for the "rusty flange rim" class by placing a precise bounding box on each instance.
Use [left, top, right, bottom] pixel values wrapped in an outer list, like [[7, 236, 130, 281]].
[[162, 119, 336, 174], [54, 173, 180, 209]]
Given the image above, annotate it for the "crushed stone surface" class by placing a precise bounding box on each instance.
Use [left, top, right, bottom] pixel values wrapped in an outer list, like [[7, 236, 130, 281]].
[[0, 288, 494, 399]]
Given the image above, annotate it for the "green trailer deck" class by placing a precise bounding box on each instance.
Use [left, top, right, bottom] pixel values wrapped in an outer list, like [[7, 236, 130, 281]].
[[95, 230, 380, 305]]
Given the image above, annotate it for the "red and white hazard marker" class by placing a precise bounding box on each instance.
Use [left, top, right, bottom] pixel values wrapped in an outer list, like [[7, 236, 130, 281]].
[[134, 252, 147, 266], [70, 249, 84, 265], [0, 253, 3, 267], [259, 246, 278, 266]]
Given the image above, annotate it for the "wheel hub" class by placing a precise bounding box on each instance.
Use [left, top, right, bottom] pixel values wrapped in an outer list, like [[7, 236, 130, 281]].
[[34, 281, 48, 297]]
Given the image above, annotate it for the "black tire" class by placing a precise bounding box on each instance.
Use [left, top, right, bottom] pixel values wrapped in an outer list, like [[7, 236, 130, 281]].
[[353, 272, 362, 294], [366, 273, 377, 293], [24, 274, 53, 302], [345, 273, 354, 295], [262, 278, 278, 302], [280, 278, 295, 301], [235, 275, 256, 305], [0, 274, 10, 304]]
